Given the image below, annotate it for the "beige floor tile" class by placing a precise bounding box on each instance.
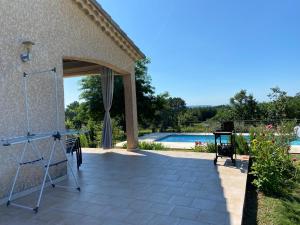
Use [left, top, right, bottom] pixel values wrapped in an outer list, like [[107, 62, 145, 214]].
[[0, 149, 248, 225]]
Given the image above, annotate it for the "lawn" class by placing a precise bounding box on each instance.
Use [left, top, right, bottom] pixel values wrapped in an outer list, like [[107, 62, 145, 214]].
[[243, 155, 300, 225]]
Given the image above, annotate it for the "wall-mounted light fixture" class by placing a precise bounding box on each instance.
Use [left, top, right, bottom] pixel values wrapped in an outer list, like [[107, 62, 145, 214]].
[[20, 41, 35, 62]]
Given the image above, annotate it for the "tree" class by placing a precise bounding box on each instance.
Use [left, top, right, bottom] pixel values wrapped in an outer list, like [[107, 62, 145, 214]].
[[65, 101, 88, 129], [79, 58, 156, 130], [257, 102, 270, 120], [151, 92, 171, 132], [65, 101, 80, 121], [213, 106, 234, 122], [134, 58, 156, 128], [80, 75, 104, 123], [177, 106, 218, 128], [178, 110, 197, 127], [267, 87, 288, 122], [286, 94, 300, 119], [150, 93, 187, 132], [230, 90, 258, 121], [168, 97, 187, 130]]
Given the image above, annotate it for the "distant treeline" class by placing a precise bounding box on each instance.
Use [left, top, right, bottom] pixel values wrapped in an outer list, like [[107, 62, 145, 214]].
[[205, 88, 300, 124]]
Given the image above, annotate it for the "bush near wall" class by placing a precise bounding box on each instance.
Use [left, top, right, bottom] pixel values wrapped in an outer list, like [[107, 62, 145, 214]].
[[250, 121, 298, 195], [234, 134, 250, 155]]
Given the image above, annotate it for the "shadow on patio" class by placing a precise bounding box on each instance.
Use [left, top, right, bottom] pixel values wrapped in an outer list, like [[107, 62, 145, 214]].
[[0, 149, 248, 225]]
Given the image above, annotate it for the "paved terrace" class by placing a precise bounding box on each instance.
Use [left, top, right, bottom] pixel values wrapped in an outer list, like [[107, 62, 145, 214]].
[[0, 149, 249, 225]]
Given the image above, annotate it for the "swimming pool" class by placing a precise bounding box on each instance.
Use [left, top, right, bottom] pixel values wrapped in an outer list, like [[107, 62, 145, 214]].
[[157, 134, 300, 146], [156, 134, 249, 143]]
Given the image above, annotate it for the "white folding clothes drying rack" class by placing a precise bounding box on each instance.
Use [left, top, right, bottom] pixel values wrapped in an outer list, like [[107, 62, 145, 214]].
[[1, 67, 85, 213]]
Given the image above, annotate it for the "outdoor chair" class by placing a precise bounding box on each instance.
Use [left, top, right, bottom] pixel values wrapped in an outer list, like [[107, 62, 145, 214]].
[[66, 137, 82, 170]]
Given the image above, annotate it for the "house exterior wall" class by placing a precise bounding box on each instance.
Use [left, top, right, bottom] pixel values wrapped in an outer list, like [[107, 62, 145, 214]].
[[0, 0, 137, 199]]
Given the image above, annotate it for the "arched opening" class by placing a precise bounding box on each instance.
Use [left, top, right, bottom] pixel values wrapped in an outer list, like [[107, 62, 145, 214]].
[[62, 58, 137, 150]]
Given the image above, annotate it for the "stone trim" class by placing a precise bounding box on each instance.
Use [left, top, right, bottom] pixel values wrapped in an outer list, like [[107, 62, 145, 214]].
[[73, 0, 145, 61]]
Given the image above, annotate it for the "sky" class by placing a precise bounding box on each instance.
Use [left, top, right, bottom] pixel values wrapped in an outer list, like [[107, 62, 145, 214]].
[[64, 0, 300, 107]]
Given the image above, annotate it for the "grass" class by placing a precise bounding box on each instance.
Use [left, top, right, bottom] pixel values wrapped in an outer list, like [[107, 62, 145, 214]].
[[257, 190, 300, 224], [292, 154, 300, 160], [243, 156, 300, 225]]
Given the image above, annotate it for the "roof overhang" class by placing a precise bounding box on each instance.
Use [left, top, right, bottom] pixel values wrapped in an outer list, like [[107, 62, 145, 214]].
[[73, 0, 145, 61]]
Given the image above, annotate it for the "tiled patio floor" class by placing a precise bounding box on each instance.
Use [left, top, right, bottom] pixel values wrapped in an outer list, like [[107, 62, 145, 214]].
[[0, 149, 249, 225]]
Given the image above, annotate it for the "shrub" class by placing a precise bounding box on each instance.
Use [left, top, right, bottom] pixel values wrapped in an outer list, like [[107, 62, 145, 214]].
[[250, 122, 298, 195], [122, 142, 127, 149], [192, 145, 207, 152], [191, 143, 215, 153], [139, 142, 166, 150], [112, 119, 126, 145], [193, 136, 249, 154], [122, 141, 166, 150], [234, 134, 249, 155], [207, 143, 216, 153], [79, 134, 89, 147]]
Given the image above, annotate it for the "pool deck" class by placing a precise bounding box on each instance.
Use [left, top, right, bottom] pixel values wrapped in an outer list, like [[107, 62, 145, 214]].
[[0, 148, 249, 225], [290, 145, 300, 154]]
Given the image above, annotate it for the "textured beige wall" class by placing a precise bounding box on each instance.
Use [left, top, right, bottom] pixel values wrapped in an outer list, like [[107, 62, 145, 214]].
[[0, 0, 136, 199]]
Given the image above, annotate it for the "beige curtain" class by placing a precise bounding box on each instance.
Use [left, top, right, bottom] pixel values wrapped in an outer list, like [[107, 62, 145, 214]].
[[101, 67, 114, 149]]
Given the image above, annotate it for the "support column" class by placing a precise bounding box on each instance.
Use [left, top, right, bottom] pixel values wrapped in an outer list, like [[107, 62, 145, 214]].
[[123, 73, 138, 150]]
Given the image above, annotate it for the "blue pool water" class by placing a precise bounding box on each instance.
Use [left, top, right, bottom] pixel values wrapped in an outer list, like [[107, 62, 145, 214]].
[[156, 134, 247, 143], [157, 134, 300, 145], [291, 139, 300, 146]]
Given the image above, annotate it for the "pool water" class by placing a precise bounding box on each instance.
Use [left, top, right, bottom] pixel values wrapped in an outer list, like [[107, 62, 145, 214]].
[[157, 134, 300, 145], [291, 139, 300, 145], [157, 134, 249, 143], [157, 135, 217, 143]]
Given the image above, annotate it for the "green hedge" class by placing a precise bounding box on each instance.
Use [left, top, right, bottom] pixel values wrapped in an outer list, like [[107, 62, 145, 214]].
[[123, 141, 166, 150]]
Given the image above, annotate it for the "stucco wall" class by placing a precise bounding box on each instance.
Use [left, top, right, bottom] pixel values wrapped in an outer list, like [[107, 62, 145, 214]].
[[0, 0, 135, 199]]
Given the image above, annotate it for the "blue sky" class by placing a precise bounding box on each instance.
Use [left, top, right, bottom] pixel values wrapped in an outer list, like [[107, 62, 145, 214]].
[[64, 0, 300, 107]]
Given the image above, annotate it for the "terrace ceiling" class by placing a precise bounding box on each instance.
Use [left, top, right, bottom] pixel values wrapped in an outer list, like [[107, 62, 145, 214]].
[[63, 59, 104, 77]]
